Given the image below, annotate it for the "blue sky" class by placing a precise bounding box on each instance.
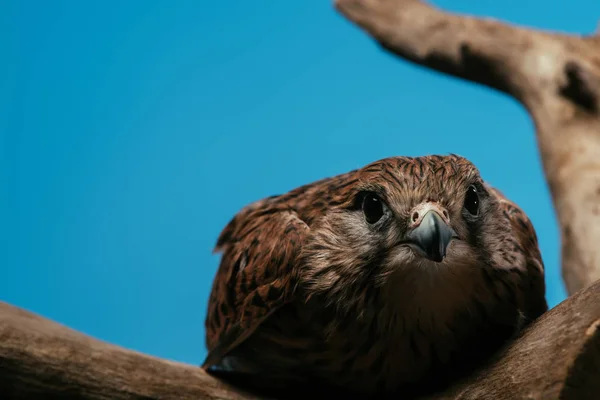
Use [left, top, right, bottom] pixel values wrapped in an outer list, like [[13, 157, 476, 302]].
[[3, 0, 599, 365]]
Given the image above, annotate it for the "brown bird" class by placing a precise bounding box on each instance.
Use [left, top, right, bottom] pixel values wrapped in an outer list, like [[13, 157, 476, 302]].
[[202, 154, 547, 398]]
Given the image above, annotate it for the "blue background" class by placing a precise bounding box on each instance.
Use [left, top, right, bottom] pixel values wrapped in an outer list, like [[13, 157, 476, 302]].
[[3, 0, 598, 365]]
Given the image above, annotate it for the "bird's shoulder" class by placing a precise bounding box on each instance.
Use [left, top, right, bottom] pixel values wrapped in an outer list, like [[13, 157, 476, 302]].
[[203, 172, 356, 369], [487, 185, 548, 320], [487, 186, 542, 265], [214, 172, 356, 251]]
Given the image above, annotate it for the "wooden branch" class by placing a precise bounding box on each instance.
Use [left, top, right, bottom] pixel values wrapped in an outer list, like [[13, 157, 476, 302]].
[[0, 301, 259, 400], [334, 0, 600, 295], [1, 280, 599, 399]]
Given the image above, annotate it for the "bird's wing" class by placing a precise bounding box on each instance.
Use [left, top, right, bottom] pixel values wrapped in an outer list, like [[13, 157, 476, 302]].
[[488, 186, 548, 321], [202, 203, 310, 369]]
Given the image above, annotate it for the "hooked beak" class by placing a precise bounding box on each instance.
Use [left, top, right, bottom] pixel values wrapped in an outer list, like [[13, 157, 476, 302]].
[[406, 209, 456, 262]]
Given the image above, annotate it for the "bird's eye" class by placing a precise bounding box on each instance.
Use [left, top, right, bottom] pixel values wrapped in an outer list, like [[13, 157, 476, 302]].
[[362, 193, 385, 224], [464, 185, 480, 216]]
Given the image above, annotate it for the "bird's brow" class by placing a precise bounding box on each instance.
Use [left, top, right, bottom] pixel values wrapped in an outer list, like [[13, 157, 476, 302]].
[[354, 183, 389, 199]]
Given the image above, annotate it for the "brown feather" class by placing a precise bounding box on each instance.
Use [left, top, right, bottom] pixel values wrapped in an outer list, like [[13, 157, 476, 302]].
[[203, 210, 309, 368]]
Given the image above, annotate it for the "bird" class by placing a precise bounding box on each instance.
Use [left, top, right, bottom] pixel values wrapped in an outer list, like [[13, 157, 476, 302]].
[[202, 154, 547, 398]]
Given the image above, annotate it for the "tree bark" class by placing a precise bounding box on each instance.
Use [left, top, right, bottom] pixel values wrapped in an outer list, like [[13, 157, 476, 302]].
[[0, 281, 598, 399], [0, 301, 259, 400], [334, 0, 600, 295]]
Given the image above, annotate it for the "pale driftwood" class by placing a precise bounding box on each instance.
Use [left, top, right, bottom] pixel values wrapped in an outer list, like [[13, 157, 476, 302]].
[[335, 0, 600, 295], [0, 282, 598, 399], [3, 1, 600, 399]]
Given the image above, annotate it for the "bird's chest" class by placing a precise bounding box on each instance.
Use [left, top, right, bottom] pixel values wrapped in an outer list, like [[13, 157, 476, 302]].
[[303, 292, 523, 396], [236, 273, 523, 397]]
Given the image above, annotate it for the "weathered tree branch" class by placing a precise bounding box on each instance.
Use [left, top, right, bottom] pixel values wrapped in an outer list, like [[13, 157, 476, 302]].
[[0, 281, 598, 399], [0, 301, 258, 400], [335, 0, 600, 294]]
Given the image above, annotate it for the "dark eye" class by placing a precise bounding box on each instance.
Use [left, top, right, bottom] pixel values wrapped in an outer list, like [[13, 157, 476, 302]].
[[464, 185, 480, 216], [362, 193, 385, 224]]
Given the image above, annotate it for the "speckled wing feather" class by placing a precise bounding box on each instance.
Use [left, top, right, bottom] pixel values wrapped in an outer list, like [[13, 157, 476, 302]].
[[489, 187, 548, 320], [202, 200, 310, 369]]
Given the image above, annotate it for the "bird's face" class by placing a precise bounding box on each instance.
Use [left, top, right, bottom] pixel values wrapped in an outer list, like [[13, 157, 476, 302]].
[[301, 155, 519, 312]]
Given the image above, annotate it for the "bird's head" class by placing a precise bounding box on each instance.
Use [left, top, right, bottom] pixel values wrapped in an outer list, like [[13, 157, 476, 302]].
[[300, 154, 518, 310]]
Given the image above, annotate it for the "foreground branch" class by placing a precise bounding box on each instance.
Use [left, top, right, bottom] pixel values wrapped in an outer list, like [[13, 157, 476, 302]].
[[335, 0, 600, 294], [1, 281, 599, 399], [0, 302, 258, 400]]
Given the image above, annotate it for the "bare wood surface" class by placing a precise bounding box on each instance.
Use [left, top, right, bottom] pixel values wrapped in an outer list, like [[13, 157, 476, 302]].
[[335, 0, 600, 294], [0, 280, 599, 399], [0, 301, 259, 400]]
